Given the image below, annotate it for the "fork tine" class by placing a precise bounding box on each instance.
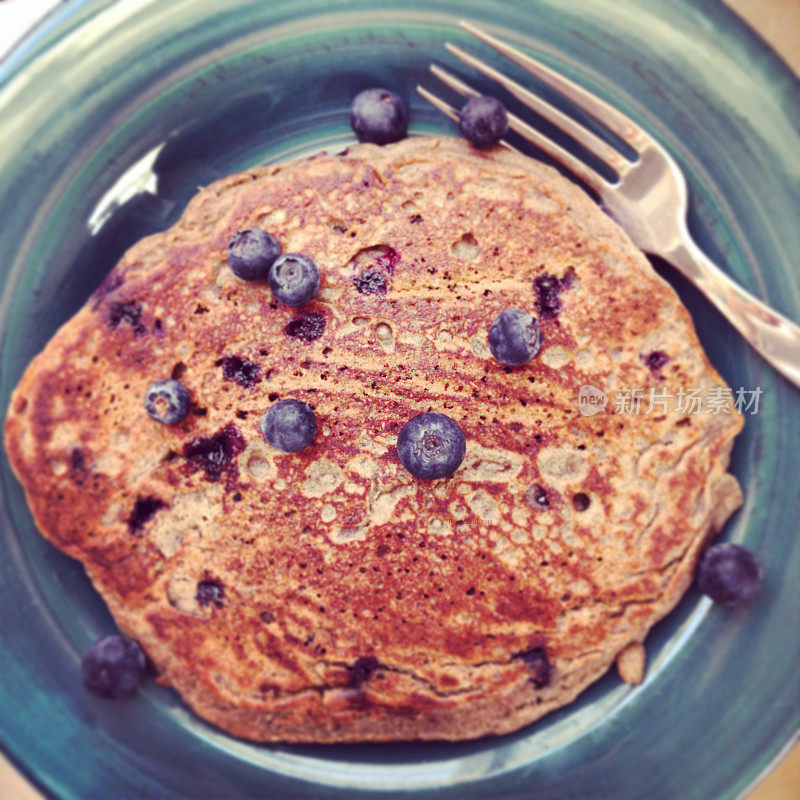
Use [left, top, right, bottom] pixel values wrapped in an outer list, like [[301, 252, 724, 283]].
[[444, 41, 629, 174], [416, 84, 522, 154], [416, 83, 461, 125], [459, 20, 650, 147], [426, 64, 611, 192]]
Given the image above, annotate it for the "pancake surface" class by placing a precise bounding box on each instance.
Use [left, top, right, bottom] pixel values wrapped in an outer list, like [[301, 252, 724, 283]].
[[4, 136, 743, 742]]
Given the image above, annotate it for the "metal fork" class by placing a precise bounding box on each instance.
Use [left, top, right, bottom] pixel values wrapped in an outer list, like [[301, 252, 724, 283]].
[[418, 20, 800, 389]]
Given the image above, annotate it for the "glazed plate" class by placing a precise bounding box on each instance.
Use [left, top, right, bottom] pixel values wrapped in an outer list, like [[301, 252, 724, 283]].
[[0, 1, 798, 798]]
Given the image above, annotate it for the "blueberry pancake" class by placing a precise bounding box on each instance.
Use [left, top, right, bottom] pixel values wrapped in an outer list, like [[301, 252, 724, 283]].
[[4, 136, 743, 742]]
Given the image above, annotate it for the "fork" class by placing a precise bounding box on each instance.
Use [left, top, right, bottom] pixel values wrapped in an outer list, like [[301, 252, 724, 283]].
[[417, 20, 800, 390]]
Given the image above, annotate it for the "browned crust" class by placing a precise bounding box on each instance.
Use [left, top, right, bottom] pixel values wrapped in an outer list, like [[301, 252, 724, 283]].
[[4, 136, 743, 742]]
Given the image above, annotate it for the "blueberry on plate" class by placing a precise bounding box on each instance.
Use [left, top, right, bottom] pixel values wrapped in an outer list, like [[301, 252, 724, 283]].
[[397, 412, 466, 480], [488, 308, 542, 366], [696, 542, 764, 608], [261, 398, 317, 453], [268, 253, 320, 306], [144, 378, 190, 424], [227, 229, 281, 281], [458, 95, 509, 149], [81, 635, 147, 699], [350, 88, 408, 145]]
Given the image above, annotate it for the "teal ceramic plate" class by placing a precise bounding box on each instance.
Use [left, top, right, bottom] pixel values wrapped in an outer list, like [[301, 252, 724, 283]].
[[1, 1, 798, 798]]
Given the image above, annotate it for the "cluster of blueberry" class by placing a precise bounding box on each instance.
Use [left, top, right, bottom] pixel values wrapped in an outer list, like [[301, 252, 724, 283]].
[[143, 219, 546, 480], [82, 88, 764, 701], [229, 229, 321, 306], [144, 227, 323, 454], [139, 89, 526, 479], [81, 537, 765, 699], [79, 540, 766, 699], [350, 87, 508, 149], [81, 540, 764, 699]]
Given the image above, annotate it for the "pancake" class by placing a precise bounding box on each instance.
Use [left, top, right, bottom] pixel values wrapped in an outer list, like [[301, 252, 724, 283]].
[[4, 135, 743, 742]]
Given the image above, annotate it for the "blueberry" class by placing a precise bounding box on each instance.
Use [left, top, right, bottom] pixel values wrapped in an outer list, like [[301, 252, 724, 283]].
[[81, 635, 147, 699], [458, 95, 509, 149], [396, 412, 466, 480], [184, 423, 246, 483], [227, 229, 281, 281], [284, 311, 326, 342], [696, 543, 764, 608], [268, 253, 320, 306], [108, 300, 146, 335], [347, 656, 381, 687], [488, 308, 542, 366], [219, 355, 262, 387], [534, 270, 574, 319], [261, 399, 317, 453], [572, 492, 590, 511], [525, 483, 549, 509], [196, 578, 225, 608], [144, 378, 190, 424], [515, 647, 552, 688], [353, 269, 387, 295], [70, 449, 85, 472], [127, 496, 165, 534], [642, 350, 670, 375], [350, 88, 408, 145]]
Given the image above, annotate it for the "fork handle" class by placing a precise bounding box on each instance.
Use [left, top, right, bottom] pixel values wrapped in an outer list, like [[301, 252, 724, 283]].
[[668, 233, 800, 389]]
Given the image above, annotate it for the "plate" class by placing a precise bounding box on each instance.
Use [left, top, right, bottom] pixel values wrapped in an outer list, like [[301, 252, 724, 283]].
[[1, 1, 798, 798]]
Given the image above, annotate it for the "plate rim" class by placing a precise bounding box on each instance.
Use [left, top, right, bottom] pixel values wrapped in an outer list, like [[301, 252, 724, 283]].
[[0, 1, 798, 799]]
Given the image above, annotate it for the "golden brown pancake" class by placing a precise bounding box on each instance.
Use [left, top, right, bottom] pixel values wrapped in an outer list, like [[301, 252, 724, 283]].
[[4, 136, 742, 742]]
